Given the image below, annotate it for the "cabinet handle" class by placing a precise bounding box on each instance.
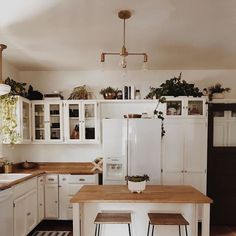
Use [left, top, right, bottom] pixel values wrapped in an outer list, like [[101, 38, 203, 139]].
[[40, 204, 43, 206], [68, 206, 73, 209], [62, 178, 67, 181], [27, 212, 31, 216], [55, 201, 58, 203], [185, 170, 187, 173], [48, 178, 55, 181], [79, 178, 85, 181], [181, 170, 184, 173], [40, 179, 43, 182]]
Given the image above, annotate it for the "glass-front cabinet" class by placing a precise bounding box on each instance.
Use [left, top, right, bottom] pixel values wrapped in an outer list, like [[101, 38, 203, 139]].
[[164, 97, 207, 117], [64, 101, 99, 143], [20, 98, 31, 142], [32, 101, 63, 143]]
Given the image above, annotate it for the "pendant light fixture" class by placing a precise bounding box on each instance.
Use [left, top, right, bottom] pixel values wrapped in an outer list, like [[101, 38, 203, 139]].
[[101, 10, 148, 69], [0, 44, 10, 96]]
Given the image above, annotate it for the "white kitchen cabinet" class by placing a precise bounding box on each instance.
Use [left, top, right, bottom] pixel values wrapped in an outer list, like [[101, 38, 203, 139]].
[[59, 174, 97, 220], [45, 175, 59, 218], [64, 101, 100, 143], [37, 176, 45, 223], [1, 96, 31, 144], [13, 189, 37, 236], [32, 101, 63, 143], [162, 118, 207, 193]]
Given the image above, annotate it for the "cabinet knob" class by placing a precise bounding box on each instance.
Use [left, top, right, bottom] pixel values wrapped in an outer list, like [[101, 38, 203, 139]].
[[62, 178, 67, 181], [55, 201, 58, 203], [79, 178, 85, 181], [27, 212, 31, 216]]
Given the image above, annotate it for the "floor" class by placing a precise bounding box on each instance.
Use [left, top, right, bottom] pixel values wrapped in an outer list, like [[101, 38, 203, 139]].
[[28, 221, 236, 236]]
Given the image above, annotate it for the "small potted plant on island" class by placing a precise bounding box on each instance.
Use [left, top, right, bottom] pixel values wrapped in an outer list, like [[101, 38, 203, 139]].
[[100, 86, 118, 99], [207, 83, 231, 100], [2, 160, 13, 173], [125, 174, 150, 193]]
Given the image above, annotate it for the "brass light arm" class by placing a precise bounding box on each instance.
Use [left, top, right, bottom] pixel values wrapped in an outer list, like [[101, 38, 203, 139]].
[[101, 52, 120, 62], [128, 53, 148, 62]]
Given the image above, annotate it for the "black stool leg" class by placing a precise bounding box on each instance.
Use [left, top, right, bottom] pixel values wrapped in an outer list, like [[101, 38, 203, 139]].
[[128, 223, 131, 236], [179, 225, 181, 236], [95, 224, 98, 236], [147, 221, 151, 236], [151, 225, 154, 236], [98, 224, 101, 236], [185, 225, 188, 236]]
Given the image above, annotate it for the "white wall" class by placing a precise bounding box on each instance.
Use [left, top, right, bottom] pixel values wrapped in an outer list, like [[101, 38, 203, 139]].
[[7, 69, 236, 163]]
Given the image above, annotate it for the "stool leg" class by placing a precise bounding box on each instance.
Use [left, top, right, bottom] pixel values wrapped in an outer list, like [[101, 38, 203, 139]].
[[179, 225, 181, 236], [95, 224, 98, 236], [151, 225, 154, 236], [128, 223, 131, 236], [147, 221, 151, 236], [185, 225, 188, 236], [98, 224, 101, 236]]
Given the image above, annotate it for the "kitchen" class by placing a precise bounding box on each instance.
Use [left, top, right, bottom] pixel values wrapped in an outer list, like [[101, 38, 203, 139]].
[[0, 1, 236, 236]]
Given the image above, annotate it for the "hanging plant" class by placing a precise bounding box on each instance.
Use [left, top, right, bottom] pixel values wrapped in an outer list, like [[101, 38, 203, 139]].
[[145, 72, 203, 99], [0, 95, 21, 144]]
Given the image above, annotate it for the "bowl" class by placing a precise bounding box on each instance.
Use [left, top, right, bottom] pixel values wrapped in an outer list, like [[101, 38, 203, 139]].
[[124, 114, 142, 118], [20, 161, 38, 169]]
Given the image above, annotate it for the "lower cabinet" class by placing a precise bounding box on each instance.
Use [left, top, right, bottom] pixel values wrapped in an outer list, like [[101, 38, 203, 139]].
[[13, 180, 37, 236]]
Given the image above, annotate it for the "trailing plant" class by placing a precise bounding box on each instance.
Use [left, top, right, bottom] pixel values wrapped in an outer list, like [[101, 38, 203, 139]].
[[0, 95, 21, 144], [5, 77, 27, 97], [208, 83, 230, 94], [145, 72, 203, 99], [125, 174, 150, 182]]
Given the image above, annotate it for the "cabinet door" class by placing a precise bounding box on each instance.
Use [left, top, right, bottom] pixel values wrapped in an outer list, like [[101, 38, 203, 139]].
[[59, 175, 70, 220], [32, 103, 46, 142], [162, 119, 185, 184], [165, 98, 183, 116], [45, 184, 58, 218], [82, 102, 99, 143], [64, 101, 82, 143], [37, 177, 45, 223], [14, 195, 27, 236], [186, 99, 206, 117], [20, 97, 31, 143], [26, 189, 37, 233]]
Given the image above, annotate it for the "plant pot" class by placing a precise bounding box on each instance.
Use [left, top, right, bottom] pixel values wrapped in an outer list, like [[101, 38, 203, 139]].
[[212, 93, 225, 99], [128, 180, 146, 193], [4, 165, 12, 173], [103, 92, 117, 99]]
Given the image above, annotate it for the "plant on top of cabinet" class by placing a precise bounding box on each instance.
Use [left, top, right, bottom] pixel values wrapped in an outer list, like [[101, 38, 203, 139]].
[[0, 95, 21, 144], [207, 83, 230, 100], [68, 85, 89, 99], [145, 72, 203, 99], [4, 77, 27, 97], [100, 86, 118, 99]]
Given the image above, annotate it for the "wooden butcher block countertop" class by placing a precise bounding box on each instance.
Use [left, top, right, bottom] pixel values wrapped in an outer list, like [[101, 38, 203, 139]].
[[70, 185, 213, 204], [0, 162, 99, 191]]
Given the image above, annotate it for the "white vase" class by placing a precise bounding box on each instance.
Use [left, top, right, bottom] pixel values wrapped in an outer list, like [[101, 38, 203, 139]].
[[128, 180, 146, 193], [212, 93, 225, 99]]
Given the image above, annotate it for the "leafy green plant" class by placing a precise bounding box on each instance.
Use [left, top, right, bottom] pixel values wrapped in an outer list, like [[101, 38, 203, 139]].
[[0, 95, 21, 144], [145, 72, 203, 99], [2, 160, 13, 166], [5, 77, 27, 97], [125, 174, 150, 182], [208, 83, 230, 94], [100, 86, 118, 95]]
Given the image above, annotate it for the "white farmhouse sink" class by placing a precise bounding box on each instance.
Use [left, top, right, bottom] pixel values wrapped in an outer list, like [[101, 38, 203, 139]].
[[0, 173, 32, 183]]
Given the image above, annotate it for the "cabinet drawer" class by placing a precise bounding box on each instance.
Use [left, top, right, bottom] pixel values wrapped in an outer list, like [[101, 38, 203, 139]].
[[46, 175, 58, 184], [68, 175, 96, 184]]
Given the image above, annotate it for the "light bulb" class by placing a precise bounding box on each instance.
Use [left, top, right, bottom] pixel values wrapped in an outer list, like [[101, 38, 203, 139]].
[[122, 67, 127, 77], [120, 56, 127, 68], [142, 61, 148, 71]]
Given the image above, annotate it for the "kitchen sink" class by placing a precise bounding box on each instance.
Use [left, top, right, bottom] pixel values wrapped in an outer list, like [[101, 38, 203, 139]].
[[0, 173, 32, 183]]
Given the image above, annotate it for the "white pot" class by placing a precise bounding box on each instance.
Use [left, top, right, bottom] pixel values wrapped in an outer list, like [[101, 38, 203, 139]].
[[212, 93, 225, 99], [128, 180, 146, 193]]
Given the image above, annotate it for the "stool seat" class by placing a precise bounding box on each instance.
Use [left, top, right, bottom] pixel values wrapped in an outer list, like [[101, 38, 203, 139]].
[[148, 213, 189, 226], [94, 213, 131, 224]]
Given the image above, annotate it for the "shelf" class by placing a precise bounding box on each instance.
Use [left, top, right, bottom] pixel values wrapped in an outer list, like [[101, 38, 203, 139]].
[[51, 128, 60, 130], [69, 117, 79, 120], [35, 128, 45, 130], [50, 114, 60, 117]]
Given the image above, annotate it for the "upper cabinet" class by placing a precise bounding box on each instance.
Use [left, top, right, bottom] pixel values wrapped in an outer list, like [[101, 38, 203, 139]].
[[64, 101, 99, 144], [1, 96, 31, 144], [164, 97, 207, 118], [32, 101, 63, 143]]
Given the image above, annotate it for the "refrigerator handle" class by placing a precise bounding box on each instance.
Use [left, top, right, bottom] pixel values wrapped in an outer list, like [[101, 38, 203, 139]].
[[122, 119, 129, 177]]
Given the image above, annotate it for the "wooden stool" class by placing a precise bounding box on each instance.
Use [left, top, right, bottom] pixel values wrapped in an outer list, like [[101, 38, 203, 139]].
[[147, 213, 189, 236], [94, 212, 132, 236]]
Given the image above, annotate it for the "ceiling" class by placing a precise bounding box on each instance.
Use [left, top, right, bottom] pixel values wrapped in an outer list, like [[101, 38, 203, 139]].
[[0, 0, 236, 70]]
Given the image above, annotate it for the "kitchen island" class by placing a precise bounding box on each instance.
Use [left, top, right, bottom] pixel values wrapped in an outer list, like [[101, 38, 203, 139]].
[[71, 185, 212, 236]]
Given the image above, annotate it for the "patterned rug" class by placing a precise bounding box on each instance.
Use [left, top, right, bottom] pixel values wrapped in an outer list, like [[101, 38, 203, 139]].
[[31, 231, 71, 236]]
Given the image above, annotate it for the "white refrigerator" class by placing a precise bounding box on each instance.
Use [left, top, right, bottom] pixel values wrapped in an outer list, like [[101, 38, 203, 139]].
[[102, 118, 162, 185]]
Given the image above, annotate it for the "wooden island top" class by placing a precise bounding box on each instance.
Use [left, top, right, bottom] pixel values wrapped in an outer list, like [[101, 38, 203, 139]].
[[70, 185, 213, 204]]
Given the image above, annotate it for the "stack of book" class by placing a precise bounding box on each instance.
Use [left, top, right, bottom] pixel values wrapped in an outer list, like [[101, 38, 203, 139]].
[[44, 93, 64, 100]]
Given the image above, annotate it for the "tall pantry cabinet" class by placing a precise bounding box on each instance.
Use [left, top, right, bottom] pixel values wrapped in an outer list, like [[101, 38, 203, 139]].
[[161, 97, 207, 194]]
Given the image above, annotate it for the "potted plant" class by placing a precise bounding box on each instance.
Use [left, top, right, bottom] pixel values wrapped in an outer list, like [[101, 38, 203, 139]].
[[207, 83, 230, 100], [125, 174, 150, 193], [2, 160, 13, 173], [100, 87, 118, 99]]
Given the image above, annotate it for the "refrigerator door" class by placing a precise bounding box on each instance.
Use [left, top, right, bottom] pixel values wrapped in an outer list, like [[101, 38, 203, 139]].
[[102, 119, 128, 184], [128, 119, 162, 184]]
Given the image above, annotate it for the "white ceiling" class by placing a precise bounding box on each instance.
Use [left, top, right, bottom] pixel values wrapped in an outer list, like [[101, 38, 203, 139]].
[[0, 0, 236, 70]]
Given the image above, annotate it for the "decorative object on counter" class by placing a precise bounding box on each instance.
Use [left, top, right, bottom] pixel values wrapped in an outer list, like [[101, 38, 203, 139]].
[[124, 114, 142, 118], [0, 95, 21, 144], [125, 174, 150, 193], [207, 83, 231, 100], [2, 160, 13, 173], [135, 89, 141, 99], [100, 86, 118, 99], [4, 77, 28, 97], [91, 157, 103, 172], [27, 85, 43, 100], [100, 10, 148, 69], [44, 91, 64, 100], [116, 90, 123, 99], [68, 85, 88, 100], [20, 161, 38, 169], [123, 85, 135, 99], [145, 72, 203, 99]]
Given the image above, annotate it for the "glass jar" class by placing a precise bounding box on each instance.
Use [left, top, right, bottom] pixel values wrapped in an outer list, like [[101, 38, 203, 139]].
[[135, 89, 141, 99]]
